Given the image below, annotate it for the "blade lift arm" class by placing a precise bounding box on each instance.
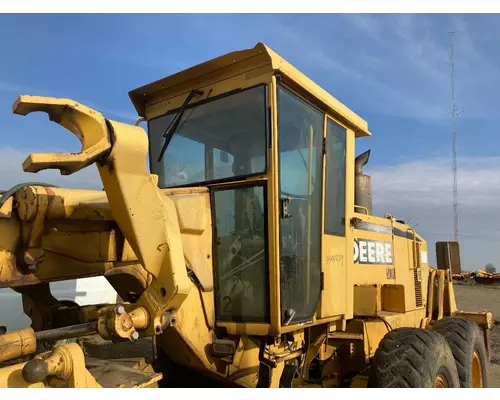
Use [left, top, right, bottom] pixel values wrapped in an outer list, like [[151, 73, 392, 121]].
[[12, 95, 192, 339]]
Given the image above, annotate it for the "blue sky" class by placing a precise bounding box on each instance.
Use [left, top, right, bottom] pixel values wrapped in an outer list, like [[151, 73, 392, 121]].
[[1, 13, 500, 270]]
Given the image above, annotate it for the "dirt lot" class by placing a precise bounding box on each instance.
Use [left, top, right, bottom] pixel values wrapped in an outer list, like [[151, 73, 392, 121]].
[[454, 283, 500, 387], [79, 283, 500, 387]]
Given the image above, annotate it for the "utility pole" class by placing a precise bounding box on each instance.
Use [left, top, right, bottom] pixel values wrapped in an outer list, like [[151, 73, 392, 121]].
[[449, 31, 459, 242]]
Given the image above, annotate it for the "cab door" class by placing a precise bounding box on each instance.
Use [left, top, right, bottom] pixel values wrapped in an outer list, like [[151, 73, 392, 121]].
[[277, 85, 324, 325], [320, 117, 348, 318]]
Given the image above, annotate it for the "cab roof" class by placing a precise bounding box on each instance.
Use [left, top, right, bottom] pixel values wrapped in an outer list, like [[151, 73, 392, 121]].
[[129, 42, 371, 137]]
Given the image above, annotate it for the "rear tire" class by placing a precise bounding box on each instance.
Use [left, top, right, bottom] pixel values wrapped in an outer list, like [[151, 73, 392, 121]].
[[432, 317, 489, 388], [369, 327, 460, 388]]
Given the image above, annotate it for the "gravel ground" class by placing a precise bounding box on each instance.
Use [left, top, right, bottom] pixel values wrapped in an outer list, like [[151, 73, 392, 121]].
[[454, 283, 500, 387]]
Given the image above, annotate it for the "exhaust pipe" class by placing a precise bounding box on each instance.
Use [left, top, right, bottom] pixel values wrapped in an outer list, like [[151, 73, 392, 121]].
[[354, 150, 372, 215]]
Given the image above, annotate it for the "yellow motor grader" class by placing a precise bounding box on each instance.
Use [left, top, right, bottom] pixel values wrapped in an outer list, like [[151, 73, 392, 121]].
[[0, 43, 493, 388]]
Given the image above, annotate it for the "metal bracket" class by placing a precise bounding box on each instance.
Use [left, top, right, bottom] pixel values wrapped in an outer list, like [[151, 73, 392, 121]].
[[12, 95, 112, 175], [280, 197, 292, 219]]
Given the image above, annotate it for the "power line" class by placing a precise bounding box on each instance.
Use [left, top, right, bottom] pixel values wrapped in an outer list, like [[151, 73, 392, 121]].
[[449, 31, 460, 242]]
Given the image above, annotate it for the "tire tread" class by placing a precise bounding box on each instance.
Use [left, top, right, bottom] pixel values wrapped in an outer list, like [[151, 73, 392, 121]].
[[371, 327, 459, 388], [432, 317, 489, 388]]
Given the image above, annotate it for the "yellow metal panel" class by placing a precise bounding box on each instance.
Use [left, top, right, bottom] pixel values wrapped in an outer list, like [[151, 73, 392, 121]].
[[353, 285, 381, 316], [381, 284, 406, 313], [169, 192, 213, 291], [226, 336, 261, 387], [320, 235, 346, 318], [157, 281, 216, 373], [217, 322, 271, 336], [378, 308, 427, 330], [364, 319, 390, 357], [15, 186, 114, 221], [169, 193, 208, 233], [42, 231, 117, 262]]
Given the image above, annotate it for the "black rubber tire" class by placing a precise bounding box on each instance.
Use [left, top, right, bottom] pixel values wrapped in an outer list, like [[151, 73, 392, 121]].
[[432, 317, 489, 388], [369, 327, 460, 388]]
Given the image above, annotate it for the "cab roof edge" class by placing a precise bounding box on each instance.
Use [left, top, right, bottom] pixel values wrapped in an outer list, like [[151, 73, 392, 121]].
[[129, 42, 371, 137]]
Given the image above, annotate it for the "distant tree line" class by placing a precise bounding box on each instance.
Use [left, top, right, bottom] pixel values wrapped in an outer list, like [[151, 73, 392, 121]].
[[485, 263, 497, 274]]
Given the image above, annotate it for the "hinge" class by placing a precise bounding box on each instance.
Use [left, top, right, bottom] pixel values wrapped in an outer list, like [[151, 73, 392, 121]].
[[280, 197, 292, 219], [322, 137, 327, 155], [320, 272, 324, 290]]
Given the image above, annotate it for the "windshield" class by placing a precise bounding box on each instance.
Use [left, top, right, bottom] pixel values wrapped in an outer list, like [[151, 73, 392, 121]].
[[148, 85, 268, 188]]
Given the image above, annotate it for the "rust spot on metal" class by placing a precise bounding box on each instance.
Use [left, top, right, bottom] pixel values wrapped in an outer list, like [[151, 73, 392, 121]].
[[56, 355, 64, 367], [44, 186, 57, 209], [121, 314, 133, 330], [106, 157, 116, 173], [0, 274, 42, 288]]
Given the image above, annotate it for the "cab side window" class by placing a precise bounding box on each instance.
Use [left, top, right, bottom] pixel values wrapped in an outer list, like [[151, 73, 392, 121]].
[[324, 119, 347, 236]]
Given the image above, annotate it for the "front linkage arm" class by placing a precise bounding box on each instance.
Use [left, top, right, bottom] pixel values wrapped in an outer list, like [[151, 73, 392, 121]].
[[12, 95, 192, 339]]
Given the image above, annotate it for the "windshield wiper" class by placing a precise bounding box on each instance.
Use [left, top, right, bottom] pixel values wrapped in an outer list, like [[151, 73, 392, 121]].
[[157, 88, 204, 162]]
